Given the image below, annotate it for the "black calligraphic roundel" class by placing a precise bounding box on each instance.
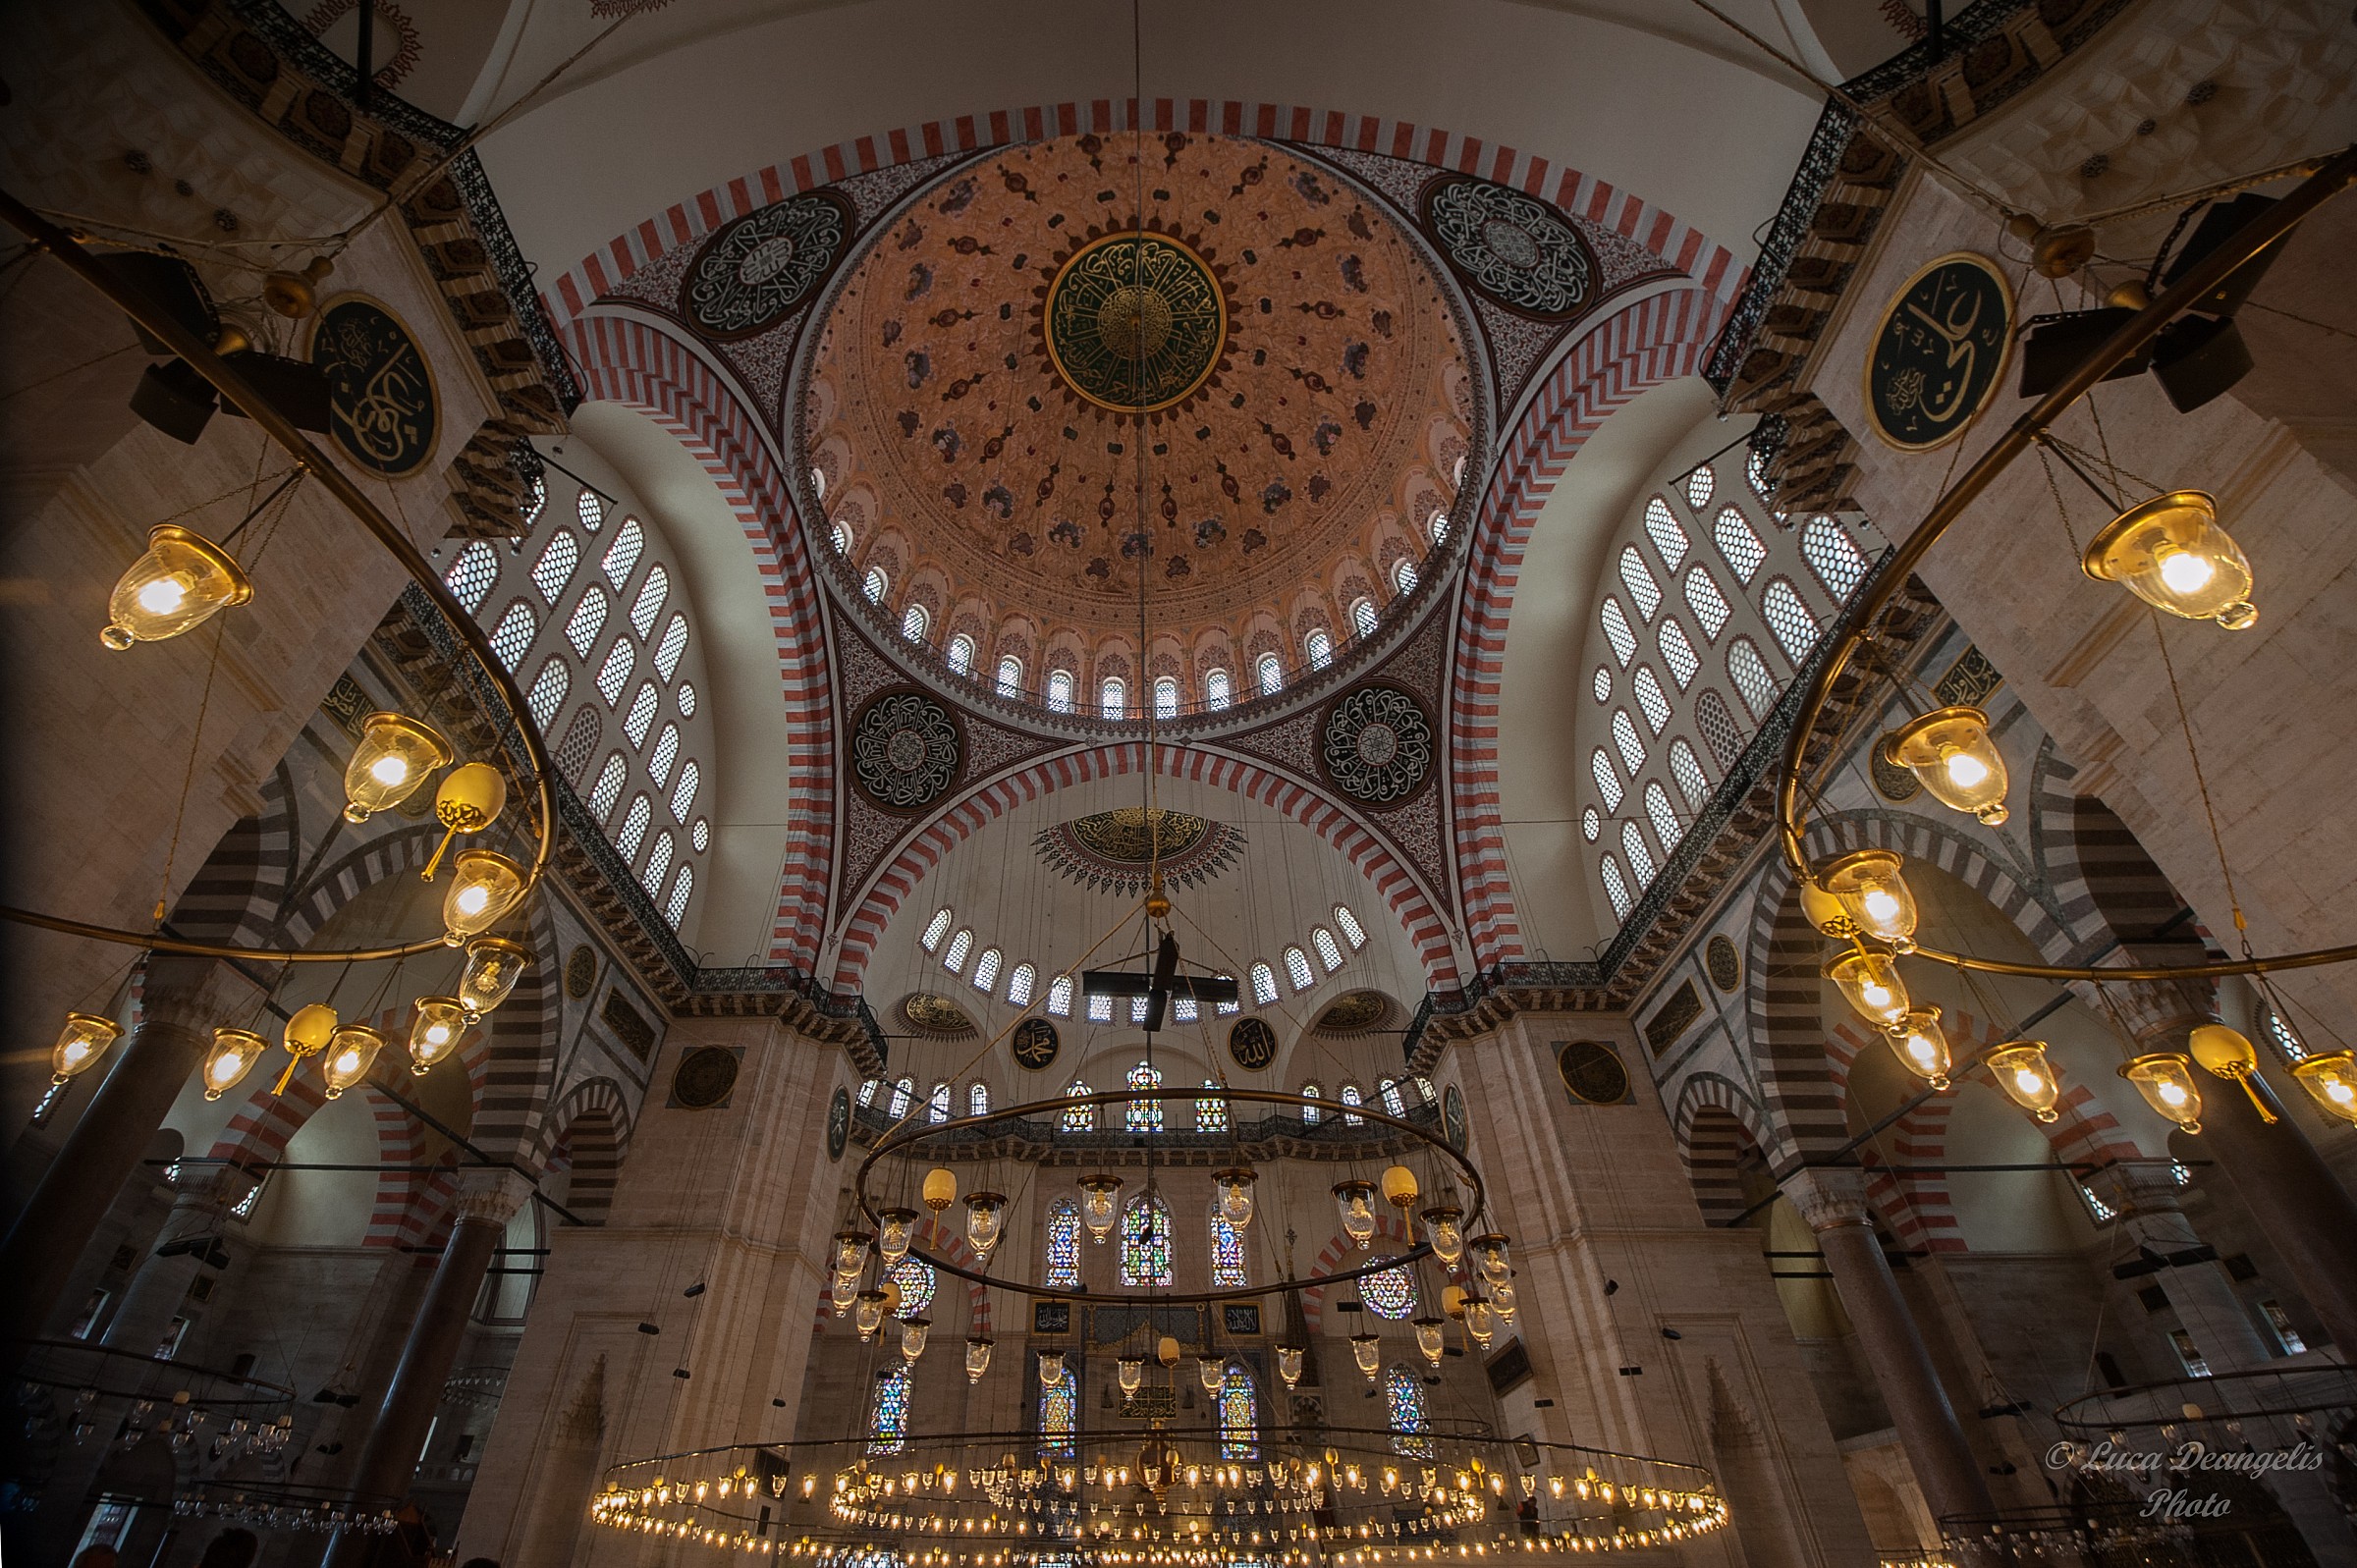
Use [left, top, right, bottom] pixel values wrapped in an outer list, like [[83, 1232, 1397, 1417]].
[[310, 296, 439, 477], [1864, 252, 2012, 452]]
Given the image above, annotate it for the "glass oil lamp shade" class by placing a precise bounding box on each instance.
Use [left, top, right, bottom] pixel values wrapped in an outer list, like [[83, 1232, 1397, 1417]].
[[1118, 1356, 1145, 1395], [964, 1335, 993, 1382], [1886, 1006, 1952, 1090], [1820, 850, 1918, 946], [1077, 1173, 1124, 1243], [2122, 1053, 2204, 1133], [854, 1289, 890, 1338], [1213, 1166, 1257, 1228], [962, 1191, 1007, 1256], [2082, 490, 2256, 629], [200, 1027, 267, 1100], [922, 1166, 959, 1214], [1198, 1357, 1227, 1393], [1825, 948, 1910, 1029], [1420, 1205, 1465, 1265], [441, 849, 526, 946], [1349, 1333, 1382, 1379], [1462, 1296, 1497, 1347], [341, 713, 453, 823], [1798, 879, 1857, 938], [1332, 1179, 1379, 1248], [320, 1023, 387, 1100], [1275, 1344, 1304, 1387], [1380, 1164, 1419, 1210], [1441, 1282, 1467, 1321], [832, 1229, 872, 1275], [876, 1208, 919, 1265], [102, 524, 253, 650], [458, 936, 531, 1021], [1884, 707, 2009, 825], [829, 1274, 857, 1315], [1156, 1334, 1181, 1368], [2289, 1052, 2357, 1125], [1490, 1276, 1517, 1322], [900, 1317, 930, 1363], [49, 1011, 123, 1083], [1413, 1318, 1446, 1365], [1468, 1233, 1511, 1286], [283, 1000, 339, 1060], [1037, 1348, 1065, 1386], [407, 997, 466, 1073], [1986, 1039, 2061, 1121]]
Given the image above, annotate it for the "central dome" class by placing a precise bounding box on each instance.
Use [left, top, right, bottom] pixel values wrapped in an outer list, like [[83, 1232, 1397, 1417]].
[[800, 133, 1475, 716]]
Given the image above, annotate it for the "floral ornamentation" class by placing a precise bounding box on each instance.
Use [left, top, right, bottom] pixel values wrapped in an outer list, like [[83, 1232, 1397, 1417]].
[[851, 690, 961, 809], [684, 191, 850, 340], [1422, 177, 1595, 319], [1321, 686, 1433, 804]]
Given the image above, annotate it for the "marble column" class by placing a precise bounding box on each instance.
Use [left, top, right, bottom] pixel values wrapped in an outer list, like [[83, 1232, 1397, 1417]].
[[1782, 1169, 1996, 1532], [2079, 1160, 2274, 1373]]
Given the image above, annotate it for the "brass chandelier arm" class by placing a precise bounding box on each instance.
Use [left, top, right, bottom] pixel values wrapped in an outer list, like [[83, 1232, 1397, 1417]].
[[0, 187, 557, 965], [1775, 144, 2357, 980]]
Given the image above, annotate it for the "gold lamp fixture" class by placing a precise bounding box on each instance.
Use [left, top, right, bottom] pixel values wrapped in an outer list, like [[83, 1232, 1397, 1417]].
[[101, 524, 253, 650], [1825, 947, 1911, 1029], [1275, 1343, 1304, 1387], [320, 1022, 388, 1099], [420, 762, 509, 883], [2289, 1052, 2357, 1125], [457, 936, 530, 1021], [1332, 1179, 1379, 1249], [963, 1335, 993, 1383], [2082, 491, 2256, 629], [1037, 1348, 1066, 1385], [1212, 1166, 1257, 1229], [1117, 1355, 1144, 1395], [1348, 1333, 1382, 1379], [1799, 879, 1859, 939], [201, 1027, 268, 1100], [1076, 1173, 1125, 1243], [1986, 1039, 2062, 1121], [1413, 1317, 1446, 1365], [341, 713, 454, 824], [49, 1012, 123, 1084], [2188, 1024, 2279, 1123], [1882, 707, 2010, 825], [1155, 1334, 1181, 1369], [1818, 850, 1919, 948], [441, 848, 526, 946], [1419, 1205, 1465, 1265], [407, 996, 466, 1073], [1380, 1164, 1419, 1212], [2122, 1053, 2205, 1133], [876, 1208, 919, 1265], [921, 1167, 959, 1214], [961, 1190, 1007, 1256], [1197, 1356, 1227, 1394], [1886, 1005, 1953, 1090], [276, 1000, 339, 1093]]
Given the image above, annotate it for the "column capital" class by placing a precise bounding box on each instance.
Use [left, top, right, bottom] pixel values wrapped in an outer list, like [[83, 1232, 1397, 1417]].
[[2079, 1158, 2190, 1222], [1780, 1167, 1872, 1233], [452, 1168, 533, 1227]]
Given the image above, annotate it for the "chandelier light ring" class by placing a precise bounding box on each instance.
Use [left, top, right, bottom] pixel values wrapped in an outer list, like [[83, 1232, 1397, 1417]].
[[852, 1087, 1485, 1308], [0, 189, 556, 965], [1774, 145, 2357, 986]]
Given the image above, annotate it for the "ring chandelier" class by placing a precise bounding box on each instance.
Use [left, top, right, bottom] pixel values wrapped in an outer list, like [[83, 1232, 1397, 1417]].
[[0, 190, 559, 1108], [1768, 147, 2357, 1142]]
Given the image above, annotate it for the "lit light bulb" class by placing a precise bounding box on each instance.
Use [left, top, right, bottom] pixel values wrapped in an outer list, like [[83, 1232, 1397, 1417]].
[[1886, 1006, 1951, 1090], [878, 1208, 919, 1265], [1468, 1233, 1511, 1286], [1945, 751, 1990, 788], [102, 525, 252, 649], [200, 1027, 267, 1100], [2082, 490, 2256, 628], [1349, 1334, 1382, 1379], [48, 1012, 124, 1084], [2121, 1053, 2204, 1133], [440, 848, 525, 945], [1987, 1040, 2061, 1122], [1824, 948, 1910, 1028], [833, 1229, 871, 1275], [1275, 1344, 1304, 1387], [2289, 1053, 2357, 1125], [1490, 1277, 1517, 1322], [320, 1024, 387, 1099], [2157, 547, 2214, 593], [1819, 850, 1918, 946]]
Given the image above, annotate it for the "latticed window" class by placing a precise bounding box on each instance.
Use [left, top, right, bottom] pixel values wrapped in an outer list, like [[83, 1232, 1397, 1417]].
[[1671, 739, 1711, 809], [1196, 1082, 1229, 1132], [888, 1078, 914, 1117], [1101, 676, 1126, 719], [1632, 667, 1672, 734], [624, 681, 660, 744], [653, 615, 688, 679], [641, 832, 673, 894], [489, 602, 536, 672], [1284, 946, 1315, 993], [2265, 1010, 2307, 1062], [862, 566, 888, 603], [665, 865, 693, 927], [1312, 927, 1344, 971], [969, 1082, 990, 1116], [1362, 1256, 1416, 1320], [1007, 962, 1036, 1005], [1762, 577, 1819, 662], [628, 565, 668, 638], [1802, 516, 1870, 601], [1120, 1193, 1172, 1286], [1350, 597, 1379, 638], [615, 795, 651, 860], [1601, 855, 1631, 918], [595, 639, 634, 704], [521, 474, 548, 528], [1060, 1082, 1094, 1133], [971, 946, 1003, 993], [1392, 559, 1418, 595], [648, 724, 680, 786], [690, 818, 709, 851], [1590, 748, 1623, 811], [996, 656, 1023, 698], [555, 707, 600, 784], [1643, 497, 1688, 568], [588, 754, 627, 819], [1299, 1082, 1323, 1124], [866, 1366, 910, 1457], [526, 659, 570, 729], [1220, 1370, 1258, 1461], [1340, 1083, 1364, 1125], [1256, 653, 1283, 696], [1727, 637, 1777, 719], [566, 586, 610, 658], [1209, 1207, 1245, 1288], [947, 633, 976, 675], [1249, 962, 1278, 1005], [576, 489, 604, 533], [1715, 507, 1766, 582], [1694, 690, 1744, 771], [943, 928, 972, 972], [445, 540, 499, 613], [928, 1081, 952, 1123], [1617, 546, 1662, 622], [1088, 992, 1114, 1023], [531, 531, 579, 604], [1685, 464, 1714, 512], [1046, 974, 1075, 1016], [1646, 782, 1682, 852], [1582, 806, 1600, 841], [1204, 669, 1233, 711], [1659, 619, 1699, 689], [1042, 669, 1073, 713], [1126, 1062, 1163, 1132], [1592, 665, 1613, 702], [1430, 509, 1451, 544], [602, 516, 644, 587], [1622, 820, 1656, 888], [1600, 597, 1636, 666], [1386, 1365, 1434, 1458], [1379, 1078, 1407, 1117], [1173, 996, 1199, 1023], [920, 908, 953, 951], [676, 680, 697, 718], [1039, 1366, 1076, 1459], [1305, 628, 1333, 669], [1335, 904, 1366, 948], [1044, 1199, 1081, 1287], [901, 603, 929, 642], [831, 518, 850, 554], [670, 760, 698, 823], [1683, 568, 1731, 640], [1612, 710, 1645, 777], [1153, 676, 1179, 719], [1748, 443, 1775, 497]]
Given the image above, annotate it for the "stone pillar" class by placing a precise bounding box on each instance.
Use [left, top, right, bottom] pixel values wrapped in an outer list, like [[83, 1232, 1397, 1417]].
[[1782, 1169, 1996, 1531], [511, 1356, 606, 1568], [325, 1171, 528, 1566], [2079, 1161, 2275, 1372]]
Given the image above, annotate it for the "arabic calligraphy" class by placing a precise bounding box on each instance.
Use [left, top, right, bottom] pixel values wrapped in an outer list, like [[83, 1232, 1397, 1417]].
[[312, 297, 438, 476], [1865, 254, 2011, 452]]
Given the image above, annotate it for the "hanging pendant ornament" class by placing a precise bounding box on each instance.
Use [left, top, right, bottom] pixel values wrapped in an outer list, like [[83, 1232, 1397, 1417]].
[[2121, 1053, 2204, 1133], [275, 1001, 338, 1094], [49, 1012, 124, 1085], [200, 1027, 268, 1100], [2188, 1025, 2279, 1123], [407, 997, 466, 1073], [457, 936, 530, 1020], [419, 762, 508, 883], [441, 849, 526, 946], [101, 525, 253, 650], [342, 713, 454, 823]]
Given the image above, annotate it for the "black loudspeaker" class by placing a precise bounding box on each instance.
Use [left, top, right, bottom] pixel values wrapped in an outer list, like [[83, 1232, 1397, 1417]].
[[2160, 193, 2285, 317], [2017, 308, 2154, 399], [94, 250, 219, 352], [129, 356, 218, 444], [2151, 314, 2253, 412], [212, 351, 333, 433]]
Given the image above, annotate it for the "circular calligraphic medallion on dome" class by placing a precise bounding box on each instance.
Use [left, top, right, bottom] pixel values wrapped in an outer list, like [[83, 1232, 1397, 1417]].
[[850, 689, 961, 811], [903, 993, 976, 1036], [1421, 178, 1597, 320], [1314, 991, 1393, 1034], [1011, 1017, 1061, 1072], [672, 1045, 740, 1109], [1442, 1084, 1469, 1151], [683, 190, 852, 340], [1228, 1017, 1279, 1073], [1863, 251, 2013, 453], [1321, 685, 1434, 804], [1043, 230, 1229, 414], [1557, 1040, 1630, 1106], [827, 1085, 850, 1162], [308, 295, 438, 477], [1704, 934, 1742, 993]]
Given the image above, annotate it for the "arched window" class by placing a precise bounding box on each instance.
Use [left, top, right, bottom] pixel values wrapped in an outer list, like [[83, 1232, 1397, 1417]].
[[1385, 1364, 1434, 1457], [1046, 974, 1075, 1017], [1802, 516, 1869, 601], [1685, 464, 1715, 511], [888, 1077, 915, 1117], [1045, 1198, 1081, 1288], [623, 681, 660, 744], [890, 1257, 936, 1321], [1617, 546, 1662, 622], [615, 795, 651, 860], [1300, 1082, 1324, 1124], [861, 566, 888, 604], [920, 908, 954, 951], [1007, 962, 1036, 1005], [1126, 1062, 1163, 1132], [1683, 567, 1731, 640], [1762, 576, 1820, 662], [1060, 1081, 1094, 1133], [517, 474, 545, 527], [1196, 1081, 1230, 1132], [1210, 1205, 1246, 1288], [576, 489, 604, 533], [640, 832, 674, 893], [1305, 628, 1334, 670], [1039, 1364, 1076, 1459], [1695, 689, 1745, 771], [1392, 558, 1418, 595], [1045, 669, 1075, 713], [1255, 652, 1283, 696], [628, 564, 669, 637], [594, 638, 634, 705], [830, 518, 851, 555], [1659, 619, 1699, 689], [1643, 497, 1688, 568], [943, 928, 973, 972], [1601, 855, 1631, 918], [1715, 507, 1766, 582], [1727, 636, 1777, 719], [1379, 1078, 1407, 1117], [445, 540, 499, 613], [1670, 739, 1711, 810], [1632, 667, 1672, 733], [971, 946, 1003, 993], [665, 865, 693, 927], [1334, 904, 1366, 948], [526, 659, 570, 729], [1283, 946, 1315, 993], [858, 1078, 881, 1107], [968, 1082, 991, 1117], [1645, 782, 1682, 852], [995, 655, 1023, 699], [1204, 668, 1233, 711], [1429, 510, 1451, 545], [1350, 597, 1379, 638], [1219, 1367, 1258, 1460], [530, 531, 578, 604], [602, 516, 645, 587], [1599, 597, 1636, 666], [1590, 748, 1623, 811], [1612, 710, 1645, 776], [563, 586, 609, 658], [1361, 1257, 1416, 1320], [1312, 927, 1344, 971], [489, 602, 536, 672], [947, 633, 976, 675], [1152, 676, 1179, 719], [866, 1366, 910, 1457], [927, 1081, 952, 1123], [555, 707, 601, 784], [1248, 962, 1278, 1006], [1120, 1193, 1172, 1286], [1622, 820, 1657, 888], [901, 602, 930, 642], [652, 614, 689, 679], [1340, 1082, 1364, 1125], [2265, 1009, 2307, 1063], [1100, 676, 1126, 719], [648, 724, 680, 785], [670, 760, 699, 823], [587, 754, 628, 819]]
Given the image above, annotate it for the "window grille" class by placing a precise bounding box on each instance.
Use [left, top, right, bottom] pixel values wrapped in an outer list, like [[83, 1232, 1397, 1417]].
[[624, 681, 660, 744], [1101, 677, 1126, 719], [1046, 670, 1075, 713], [595, 638, 633, 704], [670, 760, 699, 822], [445, 540, 499, 613], [1350, 598, 1378, 637], [1622, 820, 1656, 888], [1305, 628, 1333, 669], [1762, 577, 1819, 663], [602, 516, 644, 587], [1632, 667, 1672, 733], [1612, 710, 1645, 777], [1334, 905, 1366, 948], [1684, 465, 1714, 512], [1727, 637, 1777, 719], [531, 532, 578, 604], [1153, 676, 1179, 719], [971, 947, 1003, 993], [920, 908, 953, 951], [1694, 690, 1744, 770], [566, 586, 611, 658], [664, 865, 695, 927], [1204, 669, 1232, 711], [489, 602, 536, 672], [1645, 782, 1682, 852], [1602, 856, 1631, 918], [1600, 597, 1636, 666], [615, 796, 651, 860], [526, 660, 570, 729], [1312, 928, 1344, 971], [901, 603, 929, 642], [1617, 546, 1662, 622], [1249, 963, 1278, 1005], [1659, 619, 1699, 688], [942, 929, 972, 972], [1715, 507, 1766, 582], [576, 489, 604, 532], [1256, 653, 1283, 696], [1683, 568, 1731, 639], [1643, 497, 1688, 568], [947, 634, 975, 674], [1284, 946, 1315, 993], [1670, 740, 1710, 809], [641, 832, 673, 894], [1590, 748, 1623, 811], [588, 754, 627, 819], [648, 724, 680, 786], [1801, 516, 1869, 601]]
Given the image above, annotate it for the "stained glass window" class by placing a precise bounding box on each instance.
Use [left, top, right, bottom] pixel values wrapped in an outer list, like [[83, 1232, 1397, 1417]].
[[1683, 568, 1731, 640], [1126, 1062, 1163, 1132], [1334, 905, 1366, 948], [971, 947, 1003, 993], [1762, 577, 1820, 663], [928, 1082, 952, 1123], [1613, 710, 1645, 777], [1249, 963, 1278, 1006], [1671, 740, 1711, 810], [1046, 670, 1074, 712], [1300, 1082, 1323, 1124], [445, 540, 498, 613], [1685, 465, 1715, 512], [1617, 546, 1662, 622], [1622, 821, 1656, 888], [1046, 974, 1075, 1017], [969, 1082, 990, 1117], [531, 531, 579, 604], [1361, 1256, 1415, 1320], [1205, 669, 1233, 711], [576, 489, 604, 533], [654, 614, 689, 679], [1007, 962, 1036, 1005], [1196, 1082, 1229, 1132], [1039, 1366, 1076, 1459], [1340, 1083, 1364, 1125], [1801, 516, 1869, 601], [526, 659, 570, 729], [588, 754, 627, 819], [1600, 598, 1636, 667], [890, 1257, 936, 1319], [1602, 855, 1630, 918], [943, 929, 972, 972], [948, 634, 976, 675], [1312, 928, 1344, 971], [615, 795, 651, 860], [1120, 1193, 1172, 1286], [1045, 1198, 1080, 1287], [1154, 676, 1179, 719], [1695, 689, 1744, 771], [1284, 946, 1315, 993], [1256, 653, 1283, 696], [1385, 1365, 1434, 1457], [602, 516, 645, 588], [1590, 748, 1623, 811], [1659, 619, 1699, 689], [1727, 637, 1777, 720], [1643, 497, 1688, 568], [1209, 1207, 1246, 1289], [1351, 598, 1379, 638], [1101, 677, 1127, 719], [1219, 1368, 1258, 1460], [920, 908, 953, 951], [665, 865, 693, 927], [1715, 507, 1765, 582], [489, 602, 536, 672], [1061, 1082, 1094, 1133], [1632, 667, 1672, 733], [1305, 628, 1334, 670], [1646, 782, 1682, 852], [867, 1366, 910, 1456], [903, 603, 931, 643]]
